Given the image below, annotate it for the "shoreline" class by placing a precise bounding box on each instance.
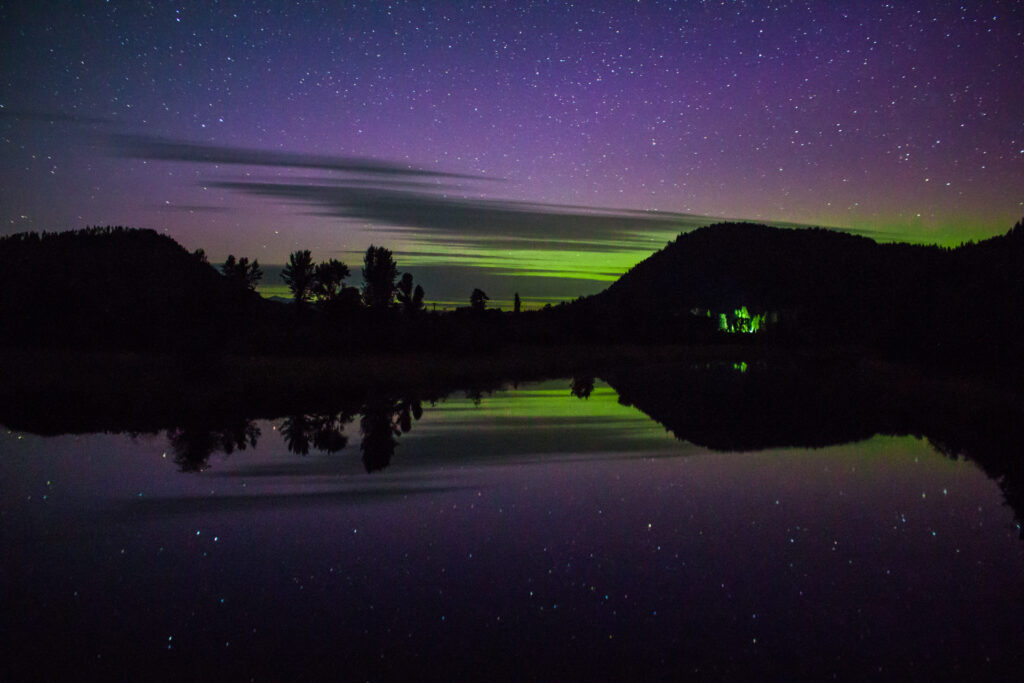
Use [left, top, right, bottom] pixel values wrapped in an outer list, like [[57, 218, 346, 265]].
[[1, 343, 1019, 435]]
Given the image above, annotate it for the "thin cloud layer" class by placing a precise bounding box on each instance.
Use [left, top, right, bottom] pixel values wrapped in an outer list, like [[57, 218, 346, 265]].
[[106, 133, 491, 181], [101, 133, 709, 251], [0, 109, 111, 125], [210, 179, 706, 249]]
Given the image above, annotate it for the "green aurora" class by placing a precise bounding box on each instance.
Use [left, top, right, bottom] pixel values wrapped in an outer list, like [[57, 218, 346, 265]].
[[254, 214, 1019, 310]]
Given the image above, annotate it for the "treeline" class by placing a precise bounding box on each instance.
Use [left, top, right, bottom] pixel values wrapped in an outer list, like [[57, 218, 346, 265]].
[[0, 227, 513, 355], [248, 244, 513, 353], [229, 243, 494, 317], [2, 220, 1023, 369]]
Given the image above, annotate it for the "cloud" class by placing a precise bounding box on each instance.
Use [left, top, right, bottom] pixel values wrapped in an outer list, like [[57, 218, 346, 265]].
[[105, 132, 493, 181], [104, 484, 473, 517], [100, 132, 719, 254], [0, 108, 110, 125], [157, 203, 230, 213], [209, 178, 708, 248]]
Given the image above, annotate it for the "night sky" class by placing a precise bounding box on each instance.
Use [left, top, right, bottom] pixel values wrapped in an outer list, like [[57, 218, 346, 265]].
[[2, 1, 1022, 306]]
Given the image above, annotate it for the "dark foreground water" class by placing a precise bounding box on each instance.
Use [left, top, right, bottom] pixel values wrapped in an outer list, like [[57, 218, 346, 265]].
[[3, 375, 1023, 680]]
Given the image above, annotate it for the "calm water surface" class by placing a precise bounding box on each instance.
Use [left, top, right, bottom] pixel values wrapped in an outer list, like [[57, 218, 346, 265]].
[[3, 379, 1023, 679]]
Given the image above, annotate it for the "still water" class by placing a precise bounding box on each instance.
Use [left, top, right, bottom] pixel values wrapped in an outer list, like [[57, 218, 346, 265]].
[[3, 377, 1023, 679]]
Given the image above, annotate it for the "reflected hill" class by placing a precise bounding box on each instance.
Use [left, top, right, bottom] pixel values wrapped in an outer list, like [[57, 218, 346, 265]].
[[603, 360, 1024, 535], [604, 360, 884, 451], [1, 361, 1020, 532]]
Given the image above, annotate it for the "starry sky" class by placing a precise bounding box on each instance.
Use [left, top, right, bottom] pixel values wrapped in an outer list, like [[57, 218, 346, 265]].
[[2, 1, 1022, 306]]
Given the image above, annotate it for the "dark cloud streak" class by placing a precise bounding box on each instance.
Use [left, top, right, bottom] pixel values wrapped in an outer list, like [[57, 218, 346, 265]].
[[99, 131, 724, 251], [106, 133, 495, 181], [210, 179, 708, 248], [0, 109, 111, 125]]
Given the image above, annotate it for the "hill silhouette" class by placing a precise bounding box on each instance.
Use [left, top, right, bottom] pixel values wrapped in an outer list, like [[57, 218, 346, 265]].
[[0, 226, 277, 353], [556, 220, 1024, 363], [2, 220, 1022, 366]]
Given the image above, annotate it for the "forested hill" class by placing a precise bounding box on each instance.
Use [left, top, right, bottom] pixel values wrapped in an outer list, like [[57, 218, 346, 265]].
[[0, 226, 274, 352], [572, 220, 1024, 359]]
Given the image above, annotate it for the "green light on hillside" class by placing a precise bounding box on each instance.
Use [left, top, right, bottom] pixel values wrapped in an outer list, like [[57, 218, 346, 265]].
[[697, 306, 771, 334]]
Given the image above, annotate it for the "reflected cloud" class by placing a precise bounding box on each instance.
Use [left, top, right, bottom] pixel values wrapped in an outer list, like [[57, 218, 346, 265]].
[[157, 204, 231, 213], [106, 484, 474, 517]]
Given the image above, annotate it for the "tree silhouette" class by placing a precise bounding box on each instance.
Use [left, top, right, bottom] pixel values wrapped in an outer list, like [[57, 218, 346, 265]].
[[282, 250, 316, 305], [514, 292, 521, 314], [362, 245, 399, 310], [395, 397, 423, 433], [470, 288, 489, 312], [396, 272, 425, 314], [352, 398, 425, 472], [166, 420, 260, 472], [311, 412, 353, 453], [280, 414, 313, 455], [1009, 217, 1024, 239], [282, 412, 353, 455], [570, 376, 595, 399], [360, 401, 401, 472], [222, 254, 263, 291], [313, 258, 351, 303]]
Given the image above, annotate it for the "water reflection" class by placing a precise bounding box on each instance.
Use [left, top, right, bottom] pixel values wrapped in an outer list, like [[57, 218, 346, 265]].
[[2, 360, 1020, 529], [3, 364, 1023, 679], [359, 399, 404, 472], [274, 399, 426, 472], [280, 411, 354, 456], [569, 375, 595, 399], [604, 360, 1024, 536], [147, 362, 1024, 535], [165, 419, 261, 472], [605, 360, 878, 450]]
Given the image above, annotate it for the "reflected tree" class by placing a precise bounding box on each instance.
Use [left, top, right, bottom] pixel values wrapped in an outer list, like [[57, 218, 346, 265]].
[[570, 376, 595, 399], [312, 411, 354, 453], [358, 397, 424, 472], [281, 414, 313, 455], [282, 412, 354, 456], [360, 400, 401, 472], [395, 397, 423, 433], [166, 420, 260, 472]]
